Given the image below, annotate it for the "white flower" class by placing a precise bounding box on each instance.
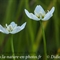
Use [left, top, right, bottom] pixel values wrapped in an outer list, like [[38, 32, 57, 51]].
[[24, 5, 55, 21], [0, 22, 26, 34]]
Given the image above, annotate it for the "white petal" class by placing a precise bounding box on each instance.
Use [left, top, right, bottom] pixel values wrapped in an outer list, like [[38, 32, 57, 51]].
[[10, 22, 17, 28], [19, 22, 26, 30], [24, 9, 33, 18], [29, 13, 40, 20], [24, 9, 40, 21], [42, 7, 55, 21], [49, 7, 55, 14], [10, 22, 26, 34], [10, 27, 21, 34], [34, 5, 45, 15], [0, 25, 9, 34], [42, 12, 52, 20]]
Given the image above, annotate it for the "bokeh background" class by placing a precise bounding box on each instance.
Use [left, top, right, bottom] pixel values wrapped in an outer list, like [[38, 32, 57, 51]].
[[0, 0, 60, 60]]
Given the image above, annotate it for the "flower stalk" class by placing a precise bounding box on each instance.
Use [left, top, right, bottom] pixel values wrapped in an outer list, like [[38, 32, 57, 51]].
[[11, 35, 15, 60], [40, 21, 47, 60]]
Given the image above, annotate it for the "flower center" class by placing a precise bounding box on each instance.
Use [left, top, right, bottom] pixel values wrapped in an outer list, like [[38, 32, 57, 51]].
[[36, 12, 45, 19], [6, 24, 13, 32]]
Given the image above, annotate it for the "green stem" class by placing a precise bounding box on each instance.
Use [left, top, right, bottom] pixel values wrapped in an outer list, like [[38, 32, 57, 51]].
[[11, 35, 15, 60], [40, 21, 47, 60]]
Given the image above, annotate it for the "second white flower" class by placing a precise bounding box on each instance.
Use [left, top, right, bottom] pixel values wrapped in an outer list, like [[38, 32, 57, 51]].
[[25, 5, 55, 21]]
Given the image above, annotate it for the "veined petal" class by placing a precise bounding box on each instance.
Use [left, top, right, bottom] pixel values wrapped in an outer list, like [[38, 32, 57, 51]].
[[29, 13, 40, 20], [19, 22, 26, 30], [10, 27, 21, 34], [42, 7, 55, 21], [10, 22, 17, 28], [24, 9, 40, 21], [49, 7, 55, 14], [0, 25, 9, 34], [42, 12, 52, 20], [34, 5, 45, 16], [24, 9, 33, 19], [10, 22, 26, 34]]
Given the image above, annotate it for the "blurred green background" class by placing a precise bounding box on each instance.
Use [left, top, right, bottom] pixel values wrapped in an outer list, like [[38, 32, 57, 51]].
[[0, 0, 60, 60]]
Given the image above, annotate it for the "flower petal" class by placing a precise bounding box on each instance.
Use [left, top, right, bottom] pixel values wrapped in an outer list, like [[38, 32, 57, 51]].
[[10, 22, 17, 28], [0, 25, 9, 34], [24, 9, 40, 21], [29, 13, 40, 20], [10, 27, 21, 34], [34, 5, 45, 16], [49, 7, 55, 14], [19, 22, 26, 30], [10, 22, 26, 34], [25, 9, 32, 19], [42, 7, 55, 21], [42, 12, 52, 20]]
